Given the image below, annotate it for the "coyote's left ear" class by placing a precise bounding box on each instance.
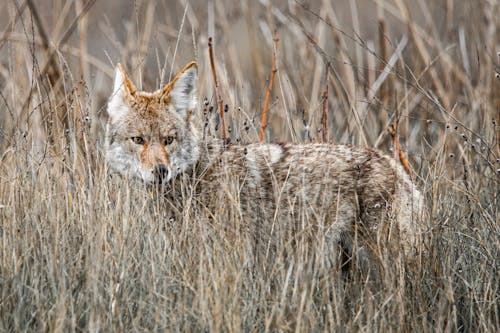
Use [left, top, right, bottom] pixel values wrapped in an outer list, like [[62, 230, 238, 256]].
[[166, 62, 197, 116]]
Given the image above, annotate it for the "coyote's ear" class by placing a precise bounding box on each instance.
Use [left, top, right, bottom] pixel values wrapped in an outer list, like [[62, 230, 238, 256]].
[[166, 62, 197, 116], [108, 63, 137, 121]]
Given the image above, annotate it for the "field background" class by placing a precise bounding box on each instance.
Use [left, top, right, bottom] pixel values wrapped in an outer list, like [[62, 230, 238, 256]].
[[0, 0, 498, 331]]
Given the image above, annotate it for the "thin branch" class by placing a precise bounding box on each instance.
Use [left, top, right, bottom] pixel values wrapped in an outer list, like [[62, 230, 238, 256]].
[[321, 63, 329, 143], [259, 30, 279, 142], [208, 37, 227, 144], [389, 119, 411, 175], [378, 18, 389, 106]]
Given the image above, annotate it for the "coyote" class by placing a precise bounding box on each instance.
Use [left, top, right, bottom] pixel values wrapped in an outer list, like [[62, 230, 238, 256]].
[[105, 61, 426, 266]]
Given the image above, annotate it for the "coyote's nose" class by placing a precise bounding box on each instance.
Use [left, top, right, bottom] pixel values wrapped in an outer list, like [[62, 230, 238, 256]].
[[153, 164, 169, 182]]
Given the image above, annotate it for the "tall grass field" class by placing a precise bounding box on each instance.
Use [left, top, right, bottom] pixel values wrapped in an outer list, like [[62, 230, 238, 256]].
[[0, 1, 498, 331]]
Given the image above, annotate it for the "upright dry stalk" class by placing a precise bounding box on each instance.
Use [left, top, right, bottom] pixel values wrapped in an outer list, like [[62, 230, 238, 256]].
[[497, 53, 500, 127], [259, 30, 279, 142], [389, 121, 411, 175], [321, 64, 329, 143], [378, 18, 389, 107], [208, 37, 227, 143]]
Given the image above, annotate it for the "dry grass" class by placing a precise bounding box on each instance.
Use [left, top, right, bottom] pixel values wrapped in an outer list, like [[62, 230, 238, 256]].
[[0, 0, 498, 331]]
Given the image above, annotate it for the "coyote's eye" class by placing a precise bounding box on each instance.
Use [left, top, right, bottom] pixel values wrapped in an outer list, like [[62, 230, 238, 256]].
[[131, 136, 145, 145], [164, 135, 175, 145]]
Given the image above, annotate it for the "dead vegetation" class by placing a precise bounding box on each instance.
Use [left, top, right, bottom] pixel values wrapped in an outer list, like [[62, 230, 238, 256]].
[[0, 0, 498, 331]]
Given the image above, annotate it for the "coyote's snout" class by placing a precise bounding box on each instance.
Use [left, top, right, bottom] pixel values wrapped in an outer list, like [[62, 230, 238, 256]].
[[105, 61, 427, 264]]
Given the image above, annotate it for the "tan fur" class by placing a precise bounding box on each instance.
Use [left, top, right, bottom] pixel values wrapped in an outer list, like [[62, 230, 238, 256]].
[[105, 61, 427, 269]]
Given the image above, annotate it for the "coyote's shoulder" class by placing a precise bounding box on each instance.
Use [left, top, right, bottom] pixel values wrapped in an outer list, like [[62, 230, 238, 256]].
[[105, 61, 426, 262]]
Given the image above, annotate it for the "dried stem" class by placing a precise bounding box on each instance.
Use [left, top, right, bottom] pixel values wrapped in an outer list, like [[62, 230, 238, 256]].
[[389, 121, 411, 175], [321, 63, 329, 143], [259, 30, 279, 142], [378, 18, 389, 106], [208, 37, 227, 143]]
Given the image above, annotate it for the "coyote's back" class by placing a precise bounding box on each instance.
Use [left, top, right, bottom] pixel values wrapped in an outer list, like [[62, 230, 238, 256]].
[[105, 61, 427, 267]]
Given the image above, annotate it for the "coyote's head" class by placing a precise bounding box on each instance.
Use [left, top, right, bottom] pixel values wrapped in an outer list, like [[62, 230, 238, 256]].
[[105, 62, 200, 184]]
